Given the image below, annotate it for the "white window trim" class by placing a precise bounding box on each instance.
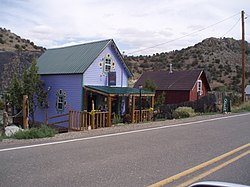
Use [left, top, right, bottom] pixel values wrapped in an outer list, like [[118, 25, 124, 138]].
[[104, 54, 112, 73], [56, 89, 65, 111], [197, 80, 203, 95], [57, 95, 64, 111]]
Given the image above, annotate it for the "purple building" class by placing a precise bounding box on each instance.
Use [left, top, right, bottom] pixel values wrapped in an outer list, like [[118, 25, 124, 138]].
[[36, 39, 154, 127]]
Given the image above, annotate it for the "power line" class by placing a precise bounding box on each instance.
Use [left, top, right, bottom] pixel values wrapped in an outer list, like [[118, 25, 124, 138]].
[[221, 17, 241, 38], [127, 12, 240, 55]]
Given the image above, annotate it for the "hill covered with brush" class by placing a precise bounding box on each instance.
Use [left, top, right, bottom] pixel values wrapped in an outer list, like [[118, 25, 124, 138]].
[[125, 37, 250, 91], [0, 28, 44, 91]]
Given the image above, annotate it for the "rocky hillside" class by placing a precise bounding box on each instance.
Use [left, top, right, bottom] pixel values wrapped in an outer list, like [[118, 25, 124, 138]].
[[0, 27, 249, 93], [125, 37, 250, 91], [0, 28, 44, 91]]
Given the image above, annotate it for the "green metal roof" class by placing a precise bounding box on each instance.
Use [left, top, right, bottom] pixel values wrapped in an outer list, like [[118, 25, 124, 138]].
[[37, 39, 132, 76], [85, 86, 154, 96]]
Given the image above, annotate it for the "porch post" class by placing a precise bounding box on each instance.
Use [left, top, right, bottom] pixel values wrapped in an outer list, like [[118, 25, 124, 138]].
[[151, 96, 155, 109], [131, 96, 135, 123], [108, 95, 112, 127], [127, 95, 131, 114]]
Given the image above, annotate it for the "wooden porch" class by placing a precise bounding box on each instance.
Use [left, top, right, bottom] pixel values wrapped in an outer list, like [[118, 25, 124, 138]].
[[46, 108, 154, 131], [68, 109, 154, 131], [46, 86, 155, 131]]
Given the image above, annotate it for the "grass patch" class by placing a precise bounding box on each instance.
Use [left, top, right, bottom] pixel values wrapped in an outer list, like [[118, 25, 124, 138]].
[[0, 134, 3, 142], [231, 101, 250, 113], [12, 125, 57, 139]]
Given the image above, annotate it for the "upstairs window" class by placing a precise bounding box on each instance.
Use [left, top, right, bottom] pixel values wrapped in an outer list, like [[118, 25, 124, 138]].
[[104, 54, 112, 72], [197, 80, 202, 95]]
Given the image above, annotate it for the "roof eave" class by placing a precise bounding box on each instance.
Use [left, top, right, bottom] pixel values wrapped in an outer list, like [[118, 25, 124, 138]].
[[109, 40, 133, 77]]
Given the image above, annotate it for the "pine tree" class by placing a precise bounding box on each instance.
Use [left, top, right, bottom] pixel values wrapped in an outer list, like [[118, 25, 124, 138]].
[[9, 76, 23, 111], [8, 59, 47, 127]]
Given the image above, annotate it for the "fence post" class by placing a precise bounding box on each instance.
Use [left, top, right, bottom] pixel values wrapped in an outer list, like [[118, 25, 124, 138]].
[[131, 96, 135, 123], [23, 95, 29, 129], [2, 111, 8, 135], [45, 110, 49, 125], [68, 111, 71, 130]]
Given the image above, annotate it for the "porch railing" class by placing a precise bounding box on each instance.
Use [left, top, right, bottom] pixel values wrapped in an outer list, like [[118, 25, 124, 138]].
[[48, 109, 153, 131], [46, 113, 69, 126], [69, 111, 109, 131], [133, 109, 153, 123]]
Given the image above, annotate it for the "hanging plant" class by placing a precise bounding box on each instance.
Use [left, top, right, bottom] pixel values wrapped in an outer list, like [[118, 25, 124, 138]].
[[90, 109, 96, 116]]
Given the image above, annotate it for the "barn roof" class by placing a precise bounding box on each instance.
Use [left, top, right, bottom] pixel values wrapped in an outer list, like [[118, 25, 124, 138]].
[[134, 69, 211, 91], [37, 39, 132, 76]]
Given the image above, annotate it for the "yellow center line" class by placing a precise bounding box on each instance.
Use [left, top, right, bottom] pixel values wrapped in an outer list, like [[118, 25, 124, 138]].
[[177, 149, 250, 187], [148, 143, 250, 187]]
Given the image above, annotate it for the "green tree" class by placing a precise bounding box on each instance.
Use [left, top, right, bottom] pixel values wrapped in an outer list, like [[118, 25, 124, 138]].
[[155, 92, 166, 108], [8, 59, 47, 127], [9, 76, 23, 111], [23, 60, 47, 126], [143, 79, 156, 92]]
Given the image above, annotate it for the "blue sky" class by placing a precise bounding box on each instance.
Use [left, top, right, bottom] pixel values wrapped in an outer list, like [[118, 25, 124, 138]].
[[1, 0, 250, 55]]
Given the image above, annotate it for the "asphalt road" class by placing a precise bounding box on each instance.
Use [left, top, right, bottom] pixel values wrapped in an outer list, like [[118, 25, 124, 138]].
[[0, 113, 250, 187]]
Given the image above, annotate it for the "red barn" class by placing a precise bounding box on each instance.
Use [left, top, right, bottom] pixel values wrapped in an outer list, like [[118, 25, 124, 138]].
[[134, 69, 211, 104]]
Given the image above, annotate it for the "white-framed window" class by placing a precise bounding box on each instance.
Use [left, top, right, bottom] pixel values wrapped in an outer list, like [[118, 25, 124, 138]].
[[104, 54, 112, 72], [197, 80, 202, 95], [56, 89, 66, 111]]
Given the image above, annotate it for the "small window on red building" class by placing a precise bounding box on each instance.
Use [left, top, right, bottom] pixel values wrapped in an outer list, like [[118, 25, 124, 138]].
[[197, 80, 202, 95]]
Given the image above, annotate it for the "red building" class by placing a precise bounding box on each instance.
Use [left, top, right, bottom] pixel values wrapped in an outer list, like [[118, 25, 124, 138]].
[[134, 69, 211, 104]]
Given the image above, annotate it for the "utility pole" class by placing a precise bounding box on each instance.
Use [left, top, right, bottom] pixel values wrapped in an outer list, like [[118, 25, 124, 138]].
[[241, 10, 246, 103]]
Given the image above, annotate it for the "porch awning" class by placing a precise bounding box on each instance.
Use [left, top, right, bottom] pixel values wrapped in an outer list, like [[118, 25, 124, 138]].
[[85, 85, 155, 97]]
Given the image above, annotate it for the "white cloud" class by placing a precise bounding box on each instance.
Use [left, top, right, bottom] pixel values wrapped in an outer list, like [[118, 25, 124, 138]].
[[1, 0, 249, 55]]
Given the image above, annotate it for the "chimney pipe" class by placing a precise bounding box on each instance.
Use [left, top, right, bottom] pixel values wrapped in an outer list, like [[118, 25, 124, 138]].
[[170, 63, 173, 73]]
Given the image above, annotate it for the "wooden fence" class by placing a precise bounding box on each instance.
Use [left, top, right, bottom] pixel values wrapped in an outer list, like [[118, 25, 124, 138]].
[[46, 112, 69, 126], [133, 109, 153, 123], [68, 111, 109, 131], [158, 93, 218, 119]]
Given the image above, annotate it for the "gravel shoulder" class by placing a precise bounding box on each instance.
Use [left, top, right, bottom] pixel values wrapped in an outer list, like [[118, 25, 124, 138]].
[[0, 113, 238, 147]]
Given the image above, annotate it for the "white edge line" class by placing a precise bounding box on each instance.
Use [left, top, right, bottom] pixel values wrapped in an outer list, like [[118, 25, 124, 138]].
[[0, 113, 249, 153]]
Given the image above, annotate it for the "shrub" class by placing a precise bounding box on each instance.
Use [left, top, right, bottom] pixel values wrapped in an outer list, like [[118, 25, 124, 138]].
[[215, 59, 220, 63], [13, 125, 56, 139], [232, 101, 250, 113], [0, 38, 5, 44], [113, 114, 122, 124], [172, 107, 196, 119], [15, 44, 20, 49], [0, 99, 4, 110], [172, 110, 188, 119], [123, 114, 132, 124], [0, 134, 3, 142]]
